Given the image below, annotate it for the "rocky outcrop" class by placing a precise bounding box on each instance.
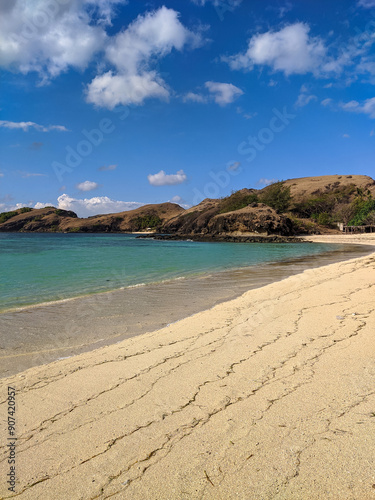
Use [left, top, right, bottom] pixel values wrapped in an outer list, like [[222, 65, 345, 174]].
[[163, 203, 294, 236]]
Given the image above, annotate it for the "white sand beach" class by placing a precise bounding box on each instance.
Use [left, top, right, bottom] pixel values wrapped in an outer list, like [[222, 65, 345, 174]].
[[0, 237, 375, 499]]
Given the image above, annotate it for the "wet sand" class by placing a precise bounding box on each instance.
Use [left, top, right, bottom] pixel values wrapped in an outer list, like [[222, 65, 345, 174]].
[[0, 243, 373, 378]]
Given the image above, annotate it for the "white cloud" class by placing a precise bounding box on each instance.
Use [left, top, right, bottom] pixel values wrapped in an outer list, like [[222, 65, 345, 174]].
[[0, 0, 124, 80], [98, 164, 117, 171], [86, 7, 201, 108], [19, 171, 47, 178], [258, 178, 278, 186], [340, 98, 375, 118], [295, 89, 317, 108], [343, 134, 350, 138], [0, 173, 4, 178], [76, 180, 99, 192], [226, 23, 326, 76], [191, 0, 242, 6], [358, 0, 375, 7], [86, 71, 170, 108], [0, 120, 68, 132], [321, 98, 333, 107], [148, 169, 187, 186], [371, 129, 375, 136], [34, 202, 52, 209], [57, 193, 144, 217], [205, 81, 243, 105], [183, 92, 207, 103]]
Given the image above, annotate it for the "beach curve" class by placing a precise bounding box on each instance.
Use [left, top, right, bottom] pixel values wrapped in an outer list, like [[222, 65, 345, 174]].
[[0, 242, 374, 499]]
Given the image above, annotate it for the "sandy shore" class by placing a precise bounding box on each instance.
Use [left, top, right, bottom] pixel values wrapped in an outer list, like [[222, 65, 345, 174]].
[[1, 245, 375, 499], [304, 233, 375, 245]]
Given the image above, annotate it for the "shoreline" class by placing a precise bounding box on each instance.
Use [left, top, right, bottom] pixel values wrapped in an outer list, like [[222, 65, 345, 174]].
[[0, 247, 374, 498], [0, 241, 373, 378]]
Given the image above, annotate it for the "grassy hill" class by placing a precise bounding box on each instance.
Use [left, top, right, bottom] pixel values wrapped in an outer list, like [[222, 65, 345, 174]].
[[1, 174, 374, 236]]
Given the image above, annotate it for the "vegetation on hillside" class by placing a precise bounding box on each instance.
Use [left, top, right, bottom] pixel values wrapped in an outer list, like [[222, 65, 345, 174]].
[[259, 181, 291, 213], [348, 189, 375, 226], [218, 191, 259, 214], [0, 207, 33, 224], [131, 214, 163, 230], [291, 184, 359, 228]]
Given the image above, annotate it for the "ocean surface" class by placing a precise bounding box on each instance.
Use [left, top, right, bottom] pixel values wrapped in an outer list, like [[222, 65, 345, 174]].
[[0, 232, 366, 311], [1, 232, 374, 377]]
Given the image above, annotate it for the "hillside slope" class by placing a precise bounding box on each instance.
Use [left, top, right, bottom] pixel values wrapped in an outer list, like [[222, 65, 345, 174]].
[[0, 203, 184, 233], [1, 175, 374, 236]]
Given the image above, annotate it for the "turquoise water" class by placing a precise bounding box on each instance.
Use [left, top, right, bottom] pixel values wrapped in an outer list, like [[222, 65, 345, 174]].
[[0, 233, 343, 311]]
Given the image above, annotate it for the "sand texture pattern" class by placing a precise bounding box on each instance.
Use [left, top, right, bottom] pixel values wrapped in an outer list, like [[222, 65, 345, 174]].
[[1, 253, 375, 499]]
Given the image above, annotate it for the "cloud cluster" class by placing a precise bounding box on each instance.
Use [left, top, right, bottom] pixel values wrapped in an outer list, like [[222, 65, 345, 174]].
[[183, 81, 243, 106], [57, 193, 144, 217], [225, 21, 375, 85], [295, 85, 317, 108], [0, 0, 126, 80], [340, 98, 375, 118], [0, 193, 145, 218], [86, 7, 202, 108], [0, 120, 68, 132], [148, 169, 187, 186]]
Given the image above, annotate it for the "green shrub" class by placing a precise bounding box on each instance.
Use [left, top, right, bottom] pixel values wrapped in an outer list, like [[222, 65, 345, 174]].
[[218, 191, 259, 214], [259, 181, 291, 213], [0, 211, 18, 224], [131, 214, 163, 230], [313, 212, 335, 227], [348, 198, 375, 226]]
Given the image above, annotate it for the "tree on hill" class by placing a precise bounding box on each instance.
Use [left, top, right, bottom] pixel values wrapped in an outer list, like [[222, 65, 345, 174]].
[[259, 181, 291, 213]]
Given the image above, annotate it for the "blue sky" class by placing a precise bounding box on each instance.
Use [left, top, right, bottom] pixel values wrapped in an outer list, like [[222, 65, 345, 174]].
[[0, 0, 374, 217]]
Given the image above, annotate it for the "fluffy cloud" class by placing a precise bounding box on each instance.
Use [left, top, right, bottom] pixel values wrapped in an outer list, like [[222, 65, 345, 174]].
[[76, 180, 99, 191], [0, 120, 68, 132], [86, 71, 169, 108], [86, 7, 201, 108], [0, 0, 125, 80], [148, 169, 187, 186], [226, 23, 326, 76], [340, 98, 375, 118], [205, 81, 243, 105], [34, 202, 52, 209], [57, 193, 144, 217]]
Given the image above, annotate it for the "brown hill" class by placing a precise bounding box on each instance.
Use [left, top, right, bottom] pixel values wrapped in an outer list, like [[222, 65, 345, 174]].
[[0, 203, 184, 233], [1, 175, 374, 236], [283, 174, 375, 202]]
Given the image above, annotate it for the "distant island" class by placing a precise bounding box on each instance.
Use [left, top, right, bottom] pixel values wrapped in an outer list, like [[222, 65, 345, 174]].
[[1, 175, 375, 239]]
